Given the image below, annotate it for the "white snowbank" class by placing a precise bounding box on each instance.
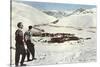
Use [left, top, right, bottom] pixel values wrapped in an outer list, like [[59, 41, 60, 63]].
[[52, 14, 96, 28]]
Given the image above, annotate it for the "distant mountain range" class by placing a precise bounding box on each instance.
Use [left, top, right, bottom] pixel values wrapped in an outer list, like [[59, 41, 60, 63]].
[[42, 8, 96, 18]]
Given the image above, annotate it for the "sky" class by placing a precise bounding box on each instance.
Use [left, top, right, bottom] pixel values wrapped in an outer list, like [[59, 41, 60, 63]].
[[18, 1, 96, 11]]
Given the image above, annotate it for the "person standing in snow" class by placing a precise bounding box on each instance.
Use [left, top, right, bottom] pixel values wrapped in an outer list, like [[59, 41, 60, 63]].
[[24, 26, 37, 61], [15, 22, 26, 66]]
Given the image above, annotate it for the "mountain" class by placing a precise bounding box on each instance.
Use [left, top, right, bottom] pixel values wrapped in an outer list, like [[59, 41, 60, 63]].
[[42, 10, 72, 18], [12, 1, 57, 30], [42, 8, 96, 18], [48, 8, 97, 28], [33, 8, 96, 33], [55, 14, 96, 28], [71, 8, 96, 15], [11, 1, 57, 47]]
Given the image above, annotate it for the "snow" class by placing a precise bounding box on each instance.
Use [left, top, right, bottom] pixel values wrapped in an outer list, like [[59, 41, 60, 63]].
[[42, 8, 96, 18], [51, 14, 96, 28], [44, 8, 96, 28], [24, 30, 96, 66], [11, 1, 57, 65], [43, 10, 73, 18], [11, 1, 97, 66], [11, 1, 57, 47]]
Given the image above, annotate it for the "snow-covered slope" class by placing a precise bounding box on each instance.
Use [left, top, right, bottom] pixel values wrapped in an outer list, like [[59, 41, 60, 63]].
[[11, 1, 57, 46], [55, 14, 96, 28], [12, 1, 57, 30], [50, 8, 96, 28]]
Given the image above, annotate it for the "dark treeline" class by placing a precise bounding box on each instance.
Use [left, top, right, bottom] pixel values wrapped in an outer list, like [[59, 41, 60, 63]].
[[32, 33, 80, 43], [33, 32, 75, 37]]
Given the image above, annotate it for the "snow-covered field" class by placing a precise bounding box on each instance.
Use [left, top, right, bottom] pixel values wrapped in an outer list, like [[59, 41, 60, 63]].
[[11, 1, 97, 66], [25, 26, 96, 66]]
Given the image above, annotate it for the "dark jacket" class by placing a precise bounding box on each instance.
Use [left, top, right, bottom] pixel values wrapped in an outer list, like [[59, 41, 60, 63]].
[[15, 29, 24, 45]]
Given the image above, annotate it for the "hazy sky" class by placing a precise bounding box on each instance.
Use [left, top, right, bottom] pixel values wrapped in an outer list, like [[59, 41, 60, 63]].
[[19, 1, 96, 10]]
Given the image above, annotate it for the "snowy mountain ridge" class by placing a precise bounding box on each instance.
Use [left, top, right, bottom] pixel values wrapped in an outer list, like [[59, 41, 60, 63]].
[[42, 8, 96, 18]]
